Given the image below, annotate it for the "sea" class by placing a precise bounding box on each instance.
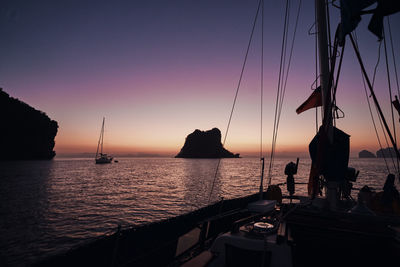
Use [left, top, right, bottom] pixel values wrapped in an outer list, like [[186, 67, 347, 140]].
[[0, 157, 398, 266]]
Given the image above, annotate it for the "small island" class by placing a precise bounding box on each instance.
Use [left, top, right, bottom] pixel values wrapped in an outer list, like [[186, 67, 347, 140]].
[[376, 147, 399, 158], [175, 128, 240, 158], [358, 150, 376, 158], [0, 88, 58, 160]]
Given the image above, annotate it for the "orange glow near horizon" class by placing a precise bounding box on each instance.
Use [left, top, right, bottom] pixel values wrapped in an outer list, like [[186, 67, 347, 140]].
[[55, 131, 384, 158]]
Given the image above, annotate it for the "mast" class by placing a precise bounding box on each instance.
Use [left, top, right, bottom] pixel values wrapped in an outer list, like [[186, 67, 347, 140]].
[[316, 0, 338, 209], [96, 117, 105, 158], [101, 117, 105, 154], [316, 0, 331, 128]]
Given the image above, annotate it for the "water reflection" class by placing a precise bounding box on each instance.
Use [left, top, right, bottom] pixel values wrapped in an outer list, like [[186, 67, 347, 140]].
[[0, 157, 396, 266], [181, 159, 221, 208], [0, 160, 54, 266]]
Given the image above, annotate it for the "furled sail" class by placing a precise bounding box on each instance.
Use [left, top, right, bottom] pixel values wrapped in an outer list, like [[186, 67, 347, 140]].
[[339, 0, 400, 44]]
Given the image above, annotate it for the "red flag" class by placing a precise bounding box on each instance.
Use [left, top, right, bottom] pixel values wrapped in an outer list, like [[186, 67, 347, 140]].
[[296, 86, 322, 114]]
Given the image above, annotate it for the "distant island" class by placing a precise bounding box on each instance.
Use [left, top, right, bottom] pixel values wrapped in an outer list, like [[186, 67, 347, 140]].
[[175, 128, 240, 158], [376, 147, 399, 158], [0, 88, 58, 160], [358, 150, 376, 158]]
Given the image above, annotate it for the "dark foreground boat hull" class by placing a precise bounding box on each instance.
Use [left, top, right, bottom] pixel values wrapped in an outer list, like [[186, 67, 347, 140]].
[[35, 193, 262, 267], [286, 206, 400, 267], [34, 193, 400, 267]]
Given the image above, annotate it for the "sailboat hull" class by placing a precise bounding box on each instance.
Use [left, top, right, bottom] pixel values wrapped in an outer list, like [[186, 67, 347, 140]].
[[95, 156, 113, 164], [33, 193, 400, 267]]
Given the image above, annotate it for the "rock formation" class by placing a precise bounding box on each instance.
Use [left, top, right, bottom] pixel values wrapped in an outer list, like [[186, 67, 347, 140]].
[[175, 128, 239, 158], [376, 147, 398, 158], [0, 88, 58, 160], [358, 150, 376, 158]]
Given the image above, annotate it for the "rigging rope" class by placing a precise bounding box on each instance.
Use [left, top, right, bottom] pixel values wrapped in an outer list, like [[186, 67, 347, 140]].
[[387, 17, 400, 101], [383, 22, 400, 172], [260, 0, 264, 159], [386, 16, 400, 174], [332, 33, 345, 122], [267, 0, 302, 186], [376, 100, 398, 170], [353, 32, 394, 173], [267, 0, 289, 185], [259, 0, 265, 192], [280, 0, 302, 123], [387, 17, 400, 172], [208, 0, 263, 204], [367, 34, 395, 170], [314, 4, 319, 133], [275, 0, 302, 149], [357, 39, 390, 173], [371, 41, 397, 171], [325, 0, 333, 60]]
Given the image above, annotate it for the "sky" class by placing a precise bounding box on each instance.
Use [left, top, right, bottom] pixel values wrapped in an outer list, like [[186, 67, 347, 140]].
[[1, 0, 400, 157]]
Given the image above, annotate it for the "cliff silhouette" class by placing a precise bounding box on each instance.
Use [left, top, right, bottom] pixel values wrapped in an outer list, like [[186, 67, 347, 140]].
[[175, 128, 240, 158], [358, 150, 376, 158], [0, 88, 58, 160]]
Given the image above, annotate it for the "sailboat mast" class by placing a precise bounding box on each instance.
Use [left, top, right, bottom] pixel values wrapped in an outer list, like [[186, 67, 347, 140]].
[[96, 117, 105, 159], [101, 117, 105, 154], [316, 0, 339, 210], [315, 0, 331, 127]]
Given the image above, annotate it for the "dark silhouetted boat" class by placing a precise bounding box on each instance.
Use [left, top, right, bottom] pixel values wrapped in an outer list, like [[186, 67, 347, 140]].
[[95, 117, 113, 164], [36, 1, 400, 267]]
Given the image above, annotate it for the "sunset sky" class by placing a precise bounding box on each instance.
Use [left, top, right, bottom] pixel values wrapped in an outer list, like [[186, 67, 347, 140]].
[[1, 0, 400, 157]]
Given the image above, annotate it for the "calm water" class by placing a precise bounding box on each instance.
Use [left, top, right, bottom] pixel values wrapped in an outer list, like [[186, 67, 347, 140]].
[[0, 157, 398, 266]]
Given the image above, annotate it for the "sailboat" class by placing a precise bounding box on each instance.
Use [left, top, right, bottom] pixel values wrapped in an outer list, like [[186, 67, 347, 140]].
[[95, 117, 113, 164], [38, 1, 400, 267]]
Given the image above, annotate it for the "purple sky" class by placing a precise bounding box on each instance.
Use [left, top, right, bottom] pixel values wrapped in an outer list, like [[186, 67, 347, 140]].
[[1, 0, 400, 157]]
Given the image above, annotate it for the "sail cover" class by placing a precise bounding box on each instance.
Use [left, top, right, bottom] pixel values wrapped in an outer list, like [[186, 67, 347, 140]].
[[308, 127, 350, 196], [309, 127, 350, 181]]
